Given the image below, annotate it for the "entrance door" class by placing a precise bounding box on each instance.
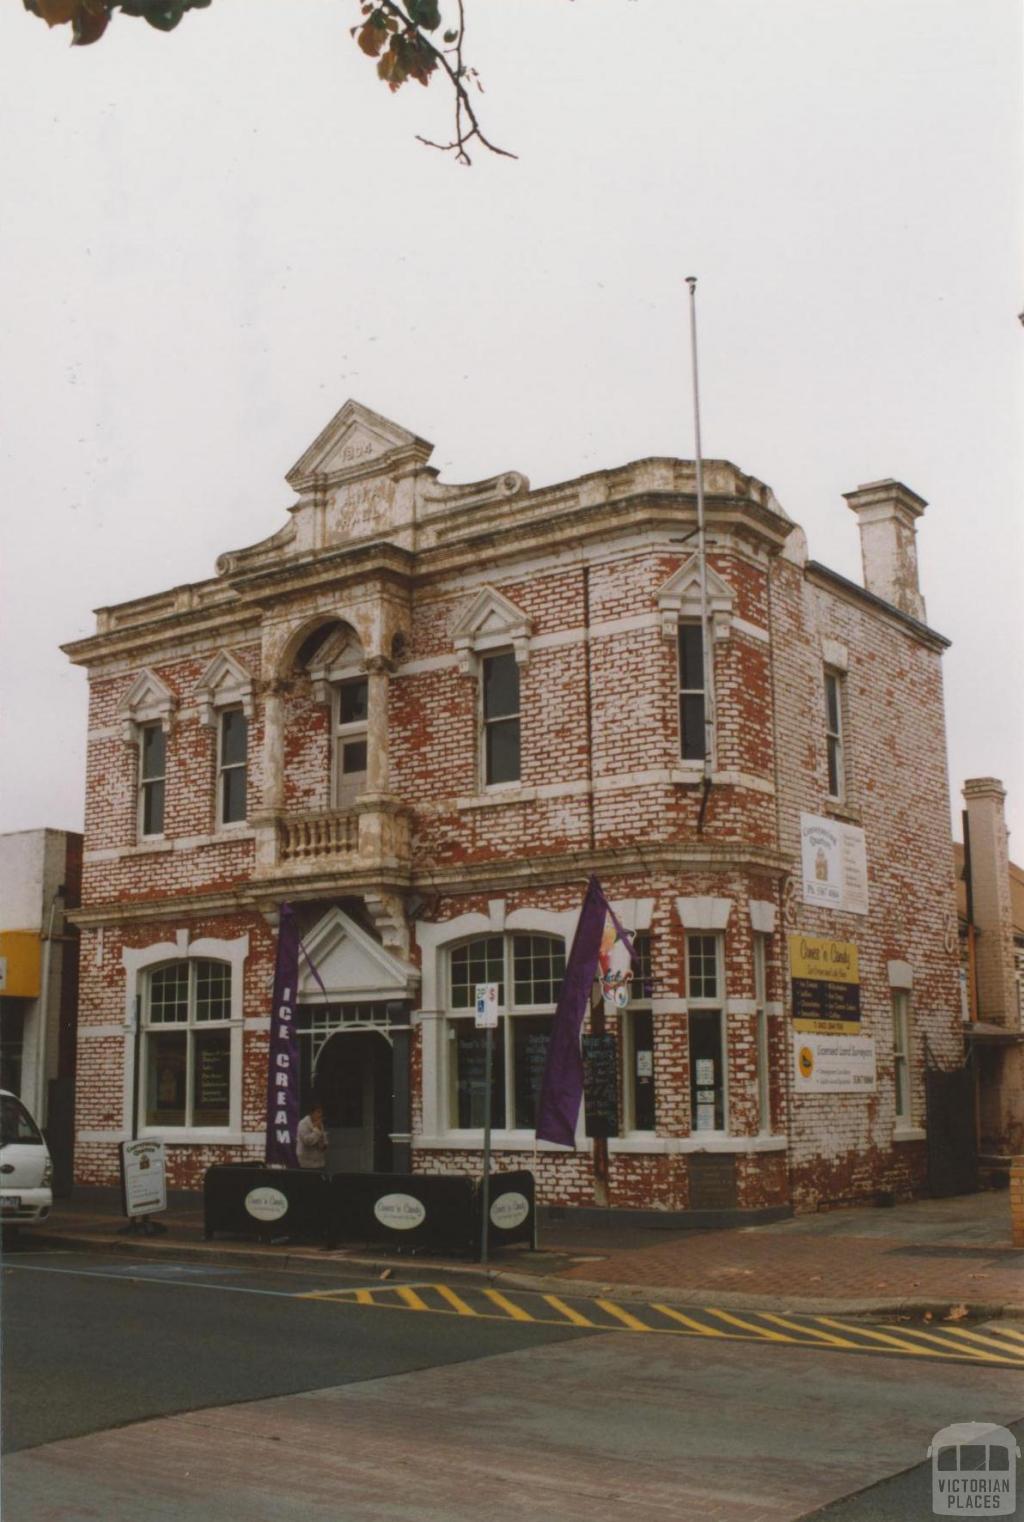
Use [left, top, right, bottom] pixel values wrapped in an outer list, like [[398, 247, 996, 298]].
[[315, 1031, 392, 1174], [925, 1059, 978, 1197]]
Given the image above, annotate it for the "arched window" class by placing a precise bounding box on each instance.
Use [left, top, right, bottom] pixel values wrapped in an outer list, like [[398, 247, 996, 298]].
[[446, 934, 565, 1131], [142, 959, 232, 1129]]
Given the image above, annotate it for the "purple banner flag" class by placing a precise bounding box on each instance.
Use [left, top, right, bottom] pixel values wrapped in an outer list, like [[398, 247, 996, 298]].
[[264, 903, 301, 1168], [535, 876, 635, 1148]]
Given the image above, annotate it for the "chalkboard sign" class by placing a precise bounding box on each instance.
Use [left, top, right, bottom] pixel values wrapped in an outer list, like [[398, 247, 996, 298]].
[[455, 1027, 505, 1128], [582, 1033, 619, 1139], [512, 1027, 551, 1131]]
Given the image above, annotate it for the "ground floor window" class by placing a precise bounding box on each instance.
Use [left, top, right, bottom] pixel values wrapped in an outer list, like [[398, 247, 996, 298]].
[[446, 934, 564, 1131], [687, 933, 726, 1133], [689, 1010, 725, 1132], [143, 959, 232, 1129], [621, 933, 655, 1132]]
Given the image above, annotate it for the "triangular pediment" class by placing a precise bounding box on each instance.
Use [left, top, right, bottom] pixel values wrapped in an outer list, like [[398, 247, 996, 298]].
[[286, 400, 433, 490], [656, 555, 735, 641], [299, 908, 418, 1001], [656, 555, 735, 608], [193, 650, 254, 725], [119, 668, 175, 737], [452, 585, 531, 643]]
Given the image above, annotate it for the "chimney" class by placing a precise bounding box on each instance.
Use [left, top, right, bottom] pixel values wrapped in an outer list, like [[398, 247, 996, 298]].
[[844, 479, 927, 621], [963, 778, 1017, 1026]]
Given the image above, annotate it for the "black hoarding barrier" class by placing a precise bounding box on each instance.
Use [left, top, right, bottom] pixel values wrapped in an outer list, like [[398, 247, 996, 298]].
[[203, 1165, 332, 1245], [202, 1164, 537, 1259], [329, 1172, 479, 1255], [480, 1169, 536, 1253]]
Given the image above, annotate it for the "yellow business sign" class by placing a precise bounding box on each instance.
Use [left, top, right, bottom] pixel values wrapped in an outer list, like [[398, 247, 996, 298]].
[[788, 936, 859, 985], [789, 935, 861, 1035], [0, 932, 42, 997]]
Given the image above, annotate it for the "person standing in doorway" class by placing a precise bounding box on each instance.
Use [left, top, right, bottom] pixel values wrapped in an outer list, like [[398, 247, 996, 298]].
[[297, 1104, 327, 1169]]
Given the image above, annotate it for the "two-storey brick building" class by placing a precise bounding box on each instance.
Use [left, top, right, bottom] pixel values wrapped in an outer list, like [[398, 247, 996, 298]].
[[64, 400, 963, 1217]]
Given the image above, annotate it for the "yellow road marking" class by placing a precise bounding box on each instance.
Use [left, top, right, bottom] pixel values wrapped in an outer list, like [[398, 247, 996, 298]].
[[815, 1317, 952, 1359], [881, 1325, 1020, 1365], [651, 1304, 730, 1336], [595, 1299, 653, 1332], [483, 1288, 534, 1322], [298, 1284, 1024, 1368], [705, 1308, 793, 1342], [543, 1293, 598, 1328], [982, 1324, 1024, 1344], [759, 1312, 859, 1348], [434, 1284, 479, 1316], [935, 1324, 1024, 1356]]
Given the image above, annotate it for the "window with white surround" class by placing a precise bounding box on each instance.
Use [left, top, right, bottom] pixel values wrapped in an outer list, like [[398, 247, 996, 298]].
[[824, 667, 846, 800], [892, 989, 911, 1124], [138, 722, 166, 838], [622, 933, 655, 1133], [753, 932, 770, 1132], [333, 676, 369, 805], [481, 651, 520, 786], [142, 959, 233, 1129], [446, 933, 564, 1130], [218, 708, 248, 825], [678, 624, 706, 762], [687, 933, 726, 1132]]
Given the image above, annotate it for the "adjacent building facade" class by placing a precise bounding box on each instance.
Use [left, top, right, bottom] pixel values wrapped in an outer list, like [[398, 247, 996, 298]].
[[0, 828, 82, 1193], [956, 778, 1024, 1165], [64, 401, 963, 1217]]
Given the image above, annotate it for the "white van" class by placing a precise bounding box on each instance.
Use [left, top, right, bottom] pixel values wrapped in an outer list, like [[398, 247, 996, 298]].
[[0, 1090, 53, 1235]]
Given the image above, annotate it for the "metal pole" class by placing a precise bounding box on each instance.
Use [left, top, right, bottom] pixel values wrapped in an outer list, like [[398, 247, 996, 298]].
[[480, 1023, 493, 1266], [685, 275, 715, 777]]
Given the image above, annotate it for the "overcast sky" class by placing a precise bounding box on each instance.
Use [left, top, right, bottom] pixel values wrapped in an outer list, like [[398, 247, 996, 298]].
[[2, 0, 1021, 849]]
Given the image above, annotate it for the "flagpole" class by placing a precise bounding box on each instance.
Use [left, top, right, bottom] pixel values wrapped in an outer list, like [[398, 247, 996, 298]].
[[685, 275, 715, 780]]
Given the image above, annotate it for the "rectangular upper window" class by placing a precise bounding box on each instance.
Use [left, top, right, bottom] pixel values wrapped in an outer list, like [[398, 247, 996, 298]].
[[678, 624, 706, 762], [218, 708, 248, 825], [139, 722, 166, 838], [482, 651, 520, 786], [824, 668, 845, 800], [334, 676, 369, 806]]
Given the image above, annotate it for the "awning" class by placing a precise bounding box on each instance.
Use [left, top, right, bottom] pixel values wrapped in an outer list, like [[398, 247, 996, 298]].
[[963, 1021, 1024, 1046]]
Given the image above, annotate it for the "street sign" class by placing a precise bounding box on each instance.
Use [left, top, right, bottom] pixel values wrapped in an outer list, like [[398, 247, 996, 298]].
[[474, 982, 499, 1028]]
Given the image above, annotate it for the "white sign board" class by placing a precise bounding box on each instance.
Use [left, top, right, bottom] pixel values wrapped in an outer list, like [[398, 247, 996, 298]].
[[793, 1033, 876, 1094], [800, 813, 869, 916], [474, 982, 499, 1029], [121, 1138, 167, 1217]]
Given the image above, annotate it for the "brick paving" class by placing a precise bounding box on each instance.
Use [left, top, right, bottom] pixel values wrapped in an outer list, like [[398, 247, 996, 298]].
[[553, 1225, 1024, 1312]]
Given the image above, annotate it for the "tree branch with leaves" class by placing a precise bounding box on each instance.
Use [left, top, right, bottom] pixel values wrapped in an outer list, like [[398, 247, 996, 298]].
[[23, 0, 514, 164]]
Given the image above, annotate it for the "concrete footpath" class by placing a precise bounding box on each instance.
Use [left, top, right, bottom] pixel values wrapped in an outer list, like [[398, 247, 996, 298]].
[[14, 1184, 1023, 1319]]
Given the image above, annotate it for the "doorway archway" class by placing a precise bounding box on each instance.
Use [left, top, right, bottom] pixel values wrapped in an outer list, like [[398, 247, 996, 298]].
[[313, 1029, 392, 1174]]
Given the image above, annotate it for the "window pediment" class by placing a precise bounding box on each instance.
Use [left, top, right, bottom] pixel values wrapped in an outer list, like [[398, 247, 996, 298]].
[[120, 668, 176, 742], [306, 627, 365, 705], [452, 586, 532, 674], [656, 556, 735, 642], [194, 651, 254, 729]]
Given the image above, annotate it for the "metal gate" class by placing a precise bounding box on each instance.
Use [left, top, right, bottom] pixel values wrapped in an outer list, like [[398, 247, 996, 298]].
[[924, 1050, 977, 1198]]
